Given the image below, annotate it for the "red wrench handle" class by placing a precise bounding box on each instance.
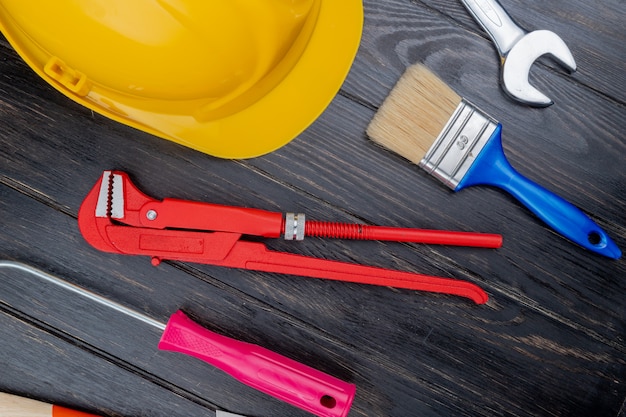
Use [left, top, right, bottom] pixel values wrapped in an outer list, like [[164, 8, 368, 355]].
[[101, 170, 501, 248], [99, 225, 488, 304], [212, 241, 489, 304], [139, 199, 284, 238], [139, 201, 502, 247], [305, 221, 502, 248]]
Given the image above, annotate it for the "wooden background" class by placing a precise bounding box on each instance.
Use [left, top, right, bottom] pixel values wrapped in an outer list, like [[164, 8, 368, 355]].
[[1, 1, 624, 416]]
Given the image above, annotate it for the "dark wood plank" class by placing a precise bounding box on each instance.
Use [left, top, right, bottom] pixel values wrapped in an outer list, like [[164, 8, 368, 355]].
[[245, 97, 626, 343], [1, 42, 623, 353], [417, 0, 626, 102], [0, 0, 625, 416], [346, 0, 626, 104], [0, 310, 216, 417], [1, 179, 625, 417]]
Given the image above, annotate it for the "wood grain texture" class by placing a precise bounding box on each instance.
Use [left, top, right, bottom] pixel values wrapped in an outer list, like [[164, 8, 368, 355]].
[[0, 1, 625, 416]]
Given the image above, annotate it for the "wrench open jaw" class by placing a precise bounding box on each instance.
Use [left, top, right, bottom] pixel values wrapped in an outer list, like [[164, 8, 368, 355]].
[[78, 171, 489, 304], [460, 0, 576, 106], [502, 30, 577, 106]]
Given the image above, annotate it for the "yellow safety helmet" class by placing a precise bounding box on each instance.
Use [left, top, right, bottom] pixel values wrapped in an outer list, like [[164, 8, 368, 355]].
[[0, 0, 362, 158]]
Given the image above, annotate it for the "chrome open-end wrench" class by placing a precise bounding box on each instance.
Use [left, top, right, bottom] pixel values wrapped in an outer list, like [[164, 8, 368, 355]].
[[460, 0, 577, 106]]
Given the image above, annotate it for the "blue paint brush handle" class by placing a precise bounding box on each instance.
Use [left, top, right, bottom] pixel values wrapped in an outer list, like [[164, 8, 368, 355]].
[[457, 124, 621, 259]]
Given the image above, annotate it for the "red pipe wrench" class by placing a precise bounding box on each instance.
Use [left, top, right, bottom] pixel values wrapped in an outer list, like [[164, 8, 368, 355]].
[[78, 171, 492, 304]]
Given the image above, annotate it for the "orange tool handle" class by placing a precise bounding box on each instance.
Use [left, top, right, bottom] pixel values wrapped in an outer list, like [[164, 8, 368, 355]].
[[0, 393, 100, 417]]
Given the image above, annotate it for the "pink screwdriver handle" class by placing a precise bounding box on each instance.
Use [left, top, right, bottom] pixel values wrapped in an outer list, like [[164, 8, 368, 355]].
[[158, 311, 356, 417]]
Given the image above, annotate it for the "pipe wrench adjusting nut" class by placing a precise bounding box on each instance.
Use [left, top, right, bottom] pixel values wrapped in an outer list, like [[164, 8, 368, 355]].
[[285, 213, 306, 241]]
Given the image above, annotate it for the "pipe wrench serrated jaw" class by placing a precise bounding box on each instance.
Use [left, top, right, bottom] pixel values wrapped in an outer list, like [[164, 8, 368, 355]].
[[94, 170, 125, 219], [78, 170, 154, 254], [78, 171, 119, 252]]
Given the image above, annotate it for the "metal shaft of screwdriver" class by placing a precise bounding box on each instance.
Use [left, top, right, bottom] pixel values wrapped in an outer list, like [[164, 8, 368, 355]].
[[0, 261, 166, 331]]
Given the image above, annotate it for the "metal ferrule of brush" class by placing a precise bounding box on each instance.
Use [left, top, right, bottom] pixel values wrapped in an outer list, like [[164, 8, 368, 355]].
[[419, 99, 498, 189]]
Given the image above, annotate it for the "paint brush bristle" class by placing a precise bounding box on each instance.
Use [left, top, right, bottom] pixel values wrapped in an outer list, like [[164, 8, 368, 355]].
[[366, 64, 461, 165]]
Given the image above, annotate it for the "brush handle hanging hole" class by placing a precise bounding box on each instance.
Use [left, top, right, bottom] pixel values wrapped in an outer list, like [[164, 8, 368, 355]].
[[587, 231, 603, 246]]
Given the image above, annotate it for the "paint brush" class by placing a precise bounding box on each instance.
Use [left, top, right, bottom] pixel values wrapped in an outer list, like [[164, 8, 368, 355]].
[[366, 64, 621, 259]]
